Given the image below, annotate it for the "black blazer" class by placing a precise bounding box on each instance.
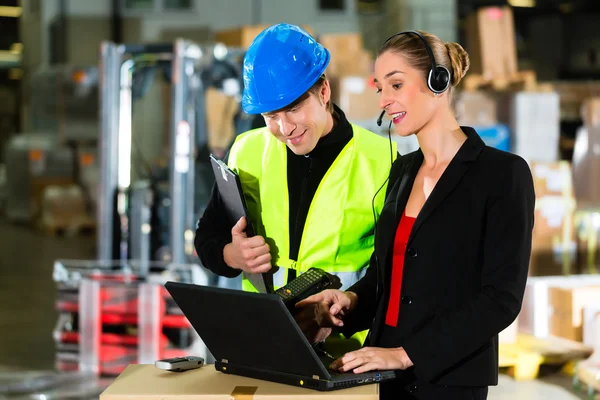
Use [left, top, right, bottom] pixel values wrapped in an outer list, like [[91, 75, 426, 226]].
[[342, 127, 535, 387]]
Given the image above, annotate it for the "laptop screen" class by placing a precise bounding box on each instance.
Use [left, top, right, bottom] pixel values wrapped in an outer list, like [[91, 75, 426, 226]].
[[165, 282, 331, 379]]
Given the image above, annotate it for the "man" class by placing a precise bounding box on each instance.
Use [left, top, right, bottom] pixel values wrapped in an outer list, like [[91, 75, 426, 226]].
[[194, 23, 396, 356]]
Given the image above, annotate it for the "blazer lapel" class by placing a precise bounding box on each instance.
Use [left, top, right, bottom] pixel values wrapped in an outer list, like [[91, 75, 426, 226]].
[[378, 154, 422, 276], [394, 153, 423, 220], [408, 131, 485, 244]]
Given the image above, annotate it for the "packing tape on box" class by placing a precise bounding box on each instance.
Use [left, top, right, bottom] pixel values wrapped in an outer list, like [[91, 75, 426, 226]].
[[230, 386, 258, 400]]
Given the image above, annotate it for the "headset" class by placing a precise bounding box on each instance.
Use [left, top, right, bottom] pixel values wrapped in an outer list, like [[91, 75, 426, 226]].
[[376, 30, 451, 128]]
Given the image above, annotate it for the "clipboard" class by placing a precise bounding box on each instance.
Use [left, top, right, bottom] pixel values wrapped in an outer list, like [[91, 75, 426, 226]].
[[209, 154, 274, 294]]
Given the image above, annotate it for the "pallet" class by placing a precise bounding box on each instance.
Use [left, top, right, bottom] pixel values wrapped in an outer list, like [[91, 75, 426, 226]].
[[462, 70, 538, 92], [499, 333, 593, 380]]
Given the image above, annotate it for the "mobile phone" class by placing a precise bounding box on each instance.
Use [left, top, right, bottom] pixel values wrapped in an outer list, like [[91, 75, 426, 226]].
[[155, 356, 205, 372]]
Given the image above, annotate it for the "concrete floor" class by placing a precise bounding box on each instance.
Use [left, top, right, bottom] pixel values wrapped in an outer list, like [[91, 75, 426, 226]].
[[0, 219, 594, 399]]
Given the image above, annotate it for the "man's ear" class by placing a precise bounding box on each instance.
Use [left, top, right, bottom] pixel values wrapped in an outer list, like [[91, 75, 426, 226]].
[[320, 79, 331, 105]]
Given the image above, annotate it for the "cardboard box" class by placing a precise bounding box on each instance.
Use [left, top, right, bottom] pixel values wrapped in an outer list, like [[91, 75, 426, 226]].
[[518, 275, 600, 337], [549, 286, 600, 341], [455, 91, 497, 126], [329, 49, 373, 78], [531, 161, 574, 199], [216, 25, 315, 49], [464, 6, 517, 79], [319, 33, 364, 55], [318, 33, 373, 78], [581, 97, 600, 126], [509, 92, 560, 163], [529, 161, 577, 276], [100, 364, 379, 399], [205, 87, 239, 156], [335, 76, 381, 122], [552, 82, 600, 121]]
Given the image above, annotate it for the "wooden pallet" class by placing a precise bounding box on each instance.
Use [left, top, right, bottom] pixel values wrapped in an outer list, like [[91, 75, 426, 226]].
[[499, 333, 593, 380], [461, 70, 538, 92]]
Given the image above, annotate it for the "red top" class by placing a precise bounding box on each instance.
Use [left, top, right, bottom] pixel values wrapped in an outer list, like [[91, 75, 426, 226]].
[[385, 211, 416, 327]]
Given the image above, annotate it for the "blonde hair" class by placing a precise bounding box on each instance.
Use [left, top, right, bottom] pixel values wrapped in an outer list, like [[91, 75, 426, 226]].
[[378, 30, 470, 89]]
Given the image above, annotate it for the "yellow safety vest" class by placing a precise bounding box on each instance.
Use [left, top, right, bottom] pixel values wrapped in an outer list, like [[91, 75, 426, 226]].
[[228, 124, 396, 355]]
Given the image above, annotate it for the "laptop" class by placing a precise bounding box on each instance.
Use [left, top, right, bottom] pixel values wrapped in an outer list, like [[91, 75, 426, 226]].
[[164, 281, 397, 391], [209, 154, 273, 293]]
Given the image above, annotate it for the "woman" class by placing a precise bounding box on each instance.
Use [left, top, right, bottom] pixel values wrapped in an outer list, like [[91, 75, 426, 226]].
[[296, 30, 535, 399]]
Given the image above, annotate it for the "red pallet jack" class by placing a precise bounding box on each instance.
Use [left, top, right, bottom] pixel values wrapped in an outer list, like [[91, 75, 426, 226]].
[[53, 260, 206, 376]]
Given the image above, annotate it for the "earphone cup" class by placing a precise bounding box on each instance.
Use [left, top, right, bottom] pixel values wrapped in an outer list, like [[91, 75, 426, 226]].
[[429, 66, 450, 93]]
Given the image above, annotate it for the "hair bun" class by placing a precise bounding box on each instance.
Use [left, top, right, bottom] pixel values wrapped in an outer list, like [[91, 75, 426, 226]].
[[445, 42, 470, 86]]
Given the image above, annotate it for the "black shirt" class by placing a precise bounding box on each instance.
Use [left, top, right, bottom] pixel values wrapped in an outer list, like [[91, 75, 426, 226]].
[[194, 104, 353, 281]]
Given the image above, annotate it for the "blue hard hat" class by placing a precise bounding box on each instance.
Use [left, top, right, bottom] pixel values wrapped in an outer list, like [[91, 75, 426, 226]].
[[241, 23, 330, 114]]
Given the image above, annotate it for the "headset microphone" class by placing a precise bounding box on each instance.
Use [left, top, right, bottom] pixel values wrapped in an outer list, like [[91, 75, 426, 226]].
[[376, 110, 386, 127]]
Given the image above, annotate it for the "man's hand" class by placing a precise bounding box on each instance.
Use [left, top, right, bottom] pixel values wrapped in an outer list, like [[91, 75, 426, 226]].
[[223, 217, 272, 273], [294, 304, 332, 344], [293, 289, 357, 343], [329, 347, 413, 374]]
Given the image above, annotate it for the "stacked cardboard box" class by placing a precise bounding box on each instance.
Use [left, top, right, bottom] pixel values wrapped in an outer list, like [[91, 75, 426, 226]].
[[464, 6, 517, 81], [552, 82, 600, 121], [548, 285, 600, 342], [519, 275, 600, 337], [455, 91, 497, 127], [581, 97, 600, 127], [215, 24, 315, 49], [319, 33, 373, 78], [455, 90, 512, 152], [318, 33, 380, 125], [505, 92, 561, 163]]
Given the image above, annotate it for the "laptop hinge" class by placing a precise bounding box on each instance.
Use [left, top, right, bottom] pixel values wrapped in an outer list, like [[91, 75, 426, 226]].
[[312, 375, 320, 380]]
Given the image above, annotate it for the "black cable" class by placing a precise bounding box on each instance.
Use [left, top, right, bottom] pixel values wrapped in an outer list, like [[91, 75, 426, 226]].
[[371, 120, 394, 302]]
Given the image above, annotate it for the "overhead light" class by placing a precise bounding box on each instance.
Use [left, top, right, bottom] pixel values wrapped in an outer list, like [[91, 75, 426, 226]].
[[508, 0, 535, 7], [0, 6, 22, 18]]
